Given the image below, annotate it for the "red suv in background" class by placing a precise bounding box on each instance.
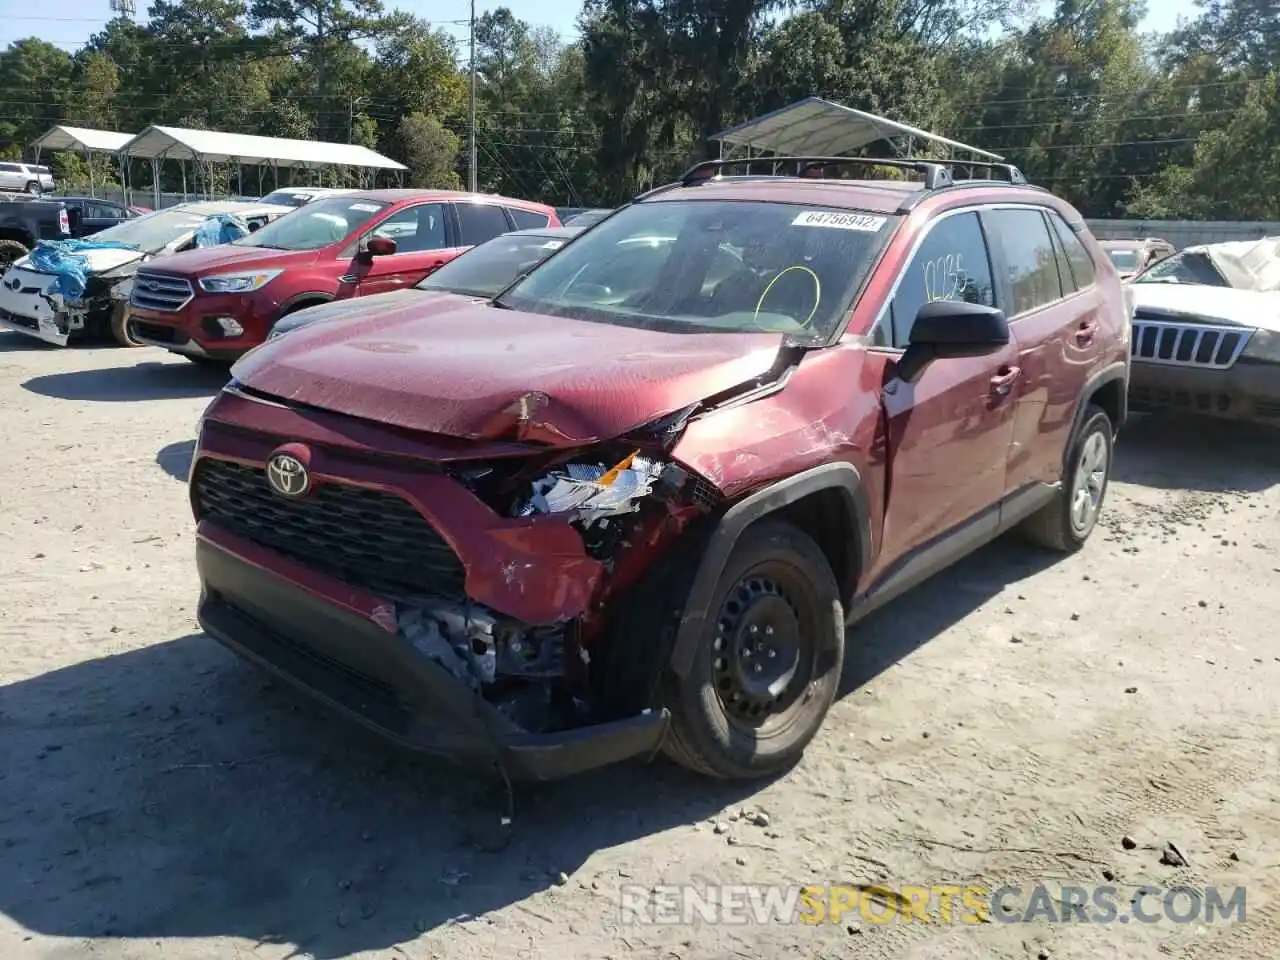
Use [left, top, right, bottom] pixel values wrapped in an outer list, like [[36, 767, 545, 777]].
[[189, 157, 1130, 782], [127, 190, 558, 362]]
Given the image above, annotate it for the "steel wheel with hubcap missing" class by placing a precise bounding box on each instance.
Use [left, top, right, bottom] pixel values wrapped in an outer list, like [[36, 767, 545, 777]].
[[663, 519, 844, 779], [1021, 403, 1114, 552]]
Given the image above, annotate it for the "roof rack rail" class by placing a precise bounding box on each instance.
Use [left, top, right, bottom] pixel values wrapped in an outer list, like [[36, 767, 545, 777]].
[[679, 156, 956, 190], [678, 155, 1028, 190]]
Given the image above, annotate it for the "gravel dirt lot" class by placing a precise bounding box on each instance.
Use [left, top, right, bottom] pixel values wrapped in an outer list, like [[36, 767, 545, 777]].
[[2, 333, 1279, 960]]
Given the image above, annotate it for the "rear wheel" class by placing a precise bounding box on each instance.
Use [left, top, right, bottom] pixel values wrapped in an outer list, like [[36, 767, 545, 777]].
[[1020, 404, 1114, 552], [0, 238, 29, 268], [24, 181, 40, 196], [662, 519, 844, 779]]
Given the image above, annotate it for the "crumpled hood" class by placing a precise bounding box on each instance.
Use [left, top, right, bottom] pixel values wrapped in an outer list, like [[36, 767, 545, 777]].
[[232, 300, 785, 445], [13, 246, 143, 275], [1132, 282, 1280, 332]]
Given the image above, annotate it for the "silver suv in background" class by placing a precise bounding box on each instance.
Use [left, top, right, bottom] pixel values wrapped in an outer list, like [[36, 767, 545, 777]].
[[0, 162, 55, 195]]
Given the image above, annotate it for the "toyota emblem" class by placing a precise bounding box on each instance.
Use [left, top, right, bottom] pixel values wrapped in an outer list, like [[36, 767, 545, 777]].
[[4, 276, 18, 291], [142, 279, 159, 291], [265, 452, 310, 498]]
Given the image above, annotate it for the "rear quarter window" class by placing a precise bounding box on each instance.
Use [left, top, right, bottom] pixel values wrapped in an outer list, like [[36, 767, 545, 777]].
[[507, 207, 550, 229], [1048, 213, 1096, 289]]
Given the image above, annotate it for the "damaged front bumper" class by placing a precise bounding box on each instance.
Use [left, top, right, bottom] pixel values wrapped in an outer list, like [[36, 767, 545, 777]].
[[197, 524, 669, 779], [0, 270, 69, 345], [0, 264, 119, 346]]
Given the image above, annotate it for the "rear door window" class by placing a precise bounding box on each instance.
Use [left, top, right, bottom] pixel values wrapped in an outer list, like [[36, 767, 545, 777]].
[[987, 208, 1063, 315], [507, 207, 550, 229], [455, 202, 512, 245], [885, 211, 996, 347]]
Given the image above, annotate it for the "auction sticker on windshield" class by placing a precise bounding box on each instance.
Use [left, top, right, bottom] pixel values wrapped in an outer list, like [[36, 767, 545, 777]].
[[792, 211, 887, 231], [349, 203, 381, 213]]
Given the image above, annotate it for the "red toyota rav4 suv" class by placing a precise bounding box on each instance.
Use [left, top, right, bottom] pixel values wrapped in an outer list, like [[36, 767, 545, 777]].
[[188, 158, 1130, 782], [127, 190, 558, 362]]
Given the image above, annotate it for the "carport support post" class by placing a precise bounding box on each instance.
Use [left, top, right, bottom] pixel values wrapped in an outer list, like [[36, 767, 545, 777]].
[[151, 158, 161, 209], [87, 148, 96, 198]]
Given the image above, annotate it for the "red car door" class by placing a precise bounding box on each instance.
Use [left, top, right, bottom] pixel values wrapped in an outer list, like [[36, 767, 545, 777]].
[[338, 201, 467, 299], [871, 210, 1021, 574]]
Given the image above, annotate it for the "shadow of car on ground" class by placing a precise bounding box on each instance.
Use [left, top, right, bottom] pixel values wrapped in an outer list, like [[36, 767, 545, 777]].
[[1113, 412, 1280, 493], [22, 359, 229, 402], [156, 439, 195, 481]]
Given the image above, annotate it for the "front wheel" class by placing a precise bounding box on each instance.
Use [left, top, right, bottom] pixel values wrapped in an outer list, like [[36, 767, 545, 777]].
[[109, 302, 143, 347], [662, 519, 844, 779], [0, 238, 29, 268], [1020, 404, 1114, 552]]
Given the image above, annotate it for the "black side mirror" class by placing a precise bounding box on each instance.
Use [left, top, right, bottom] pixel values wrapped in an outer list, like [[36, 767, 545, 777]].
[[897, 300, 1010, 382]]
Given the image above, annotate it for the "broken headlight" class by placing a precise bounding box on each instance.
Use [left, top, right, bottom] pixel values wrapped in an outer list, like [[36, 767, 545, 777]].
[[515, 450, 683, 526]]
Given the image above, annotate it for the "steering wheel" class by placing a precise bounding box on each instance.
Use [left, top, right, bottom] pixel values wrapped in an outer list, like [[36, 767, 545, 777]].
[[566, 281, 614, 300], [752, 265, 821, 328]]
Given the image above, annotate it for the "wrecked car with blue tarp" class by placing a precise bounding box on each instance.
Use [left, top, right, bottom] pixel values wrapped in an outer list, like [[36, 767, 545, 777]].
[[0, 200, 291, 347]]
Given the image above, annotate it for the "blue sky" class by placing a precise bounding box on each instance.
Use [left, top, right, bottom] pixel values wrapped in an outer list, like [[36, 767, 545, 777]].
[[0, 0, 1200, 54]]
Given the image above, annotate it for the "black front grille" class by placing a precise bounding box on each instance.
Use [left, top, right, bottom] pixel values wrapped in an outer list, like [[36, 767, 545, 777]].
[[194, 458, 467, 600]]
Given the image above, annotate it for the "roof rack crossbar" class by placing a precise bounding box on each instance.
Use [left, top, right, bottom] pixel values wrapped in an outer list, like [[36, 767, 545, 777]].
[[679, 156, 955, 190], [941, 159, 1027, 184]]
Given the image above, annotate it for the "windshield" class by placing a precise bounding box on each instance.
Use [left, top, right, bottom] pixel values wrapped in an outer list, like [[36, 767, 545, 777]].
[[259, 190, 313, 208], [236, 196, 388, 251], [495, 200, 895, 340], [89, 208, 213, 251], [1133, 251, 1227, 286], [416, 232, 570, 297], [1106, 249, 1139, 270]]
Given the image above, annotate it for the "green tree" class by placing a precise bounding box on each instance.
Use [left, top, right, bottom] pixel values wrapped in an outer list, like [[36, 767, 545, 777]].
[[0, 39, 72, 157], [398, 112, 462, 188]]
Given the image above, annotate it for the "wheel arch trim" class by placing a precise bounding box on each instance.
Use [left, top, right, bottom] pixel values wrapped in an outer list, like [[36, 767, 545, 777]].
[[668, 461, 871, 678]]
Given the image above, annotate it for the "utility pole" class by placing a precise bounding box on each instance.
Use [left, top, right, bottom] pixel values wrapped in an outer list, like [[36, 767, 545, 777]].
[[468, 0, 478, 192]]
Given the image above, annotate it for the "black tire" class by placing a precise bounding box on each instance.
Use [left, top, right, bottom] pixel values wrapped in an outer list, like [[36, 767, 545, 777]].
[[1020, 404, 1114, 552], [24, 181, 40, 196], [0, 238, 29, 268], [109, 302, 143, 347], [661, 519, 844, 779]]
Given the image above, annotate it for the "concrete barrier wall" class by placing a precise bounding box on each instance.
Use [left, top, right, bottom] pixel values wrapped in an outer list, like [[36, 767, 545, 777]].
[[1086, 219, 1280, 249]]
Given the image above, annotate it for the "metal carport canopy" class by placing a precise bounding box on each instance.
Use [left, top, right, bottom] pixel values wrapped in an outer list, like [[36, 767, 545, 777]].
[[712, 97, 1003, 160], [31, 125, 135, 153], [119, 125, 407, 170]]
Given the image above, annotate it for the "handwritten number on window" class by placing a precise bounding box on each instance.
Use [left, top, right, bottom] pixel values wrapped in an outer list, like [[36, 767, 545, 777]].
[[922, 253, 966, 303]]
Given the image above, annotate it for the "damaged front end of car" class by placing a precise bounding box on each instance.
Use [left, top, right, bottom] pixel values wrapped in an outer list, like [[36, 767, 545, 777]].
[[191, 356, 812, 780], [377, 427, 721, 769]]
